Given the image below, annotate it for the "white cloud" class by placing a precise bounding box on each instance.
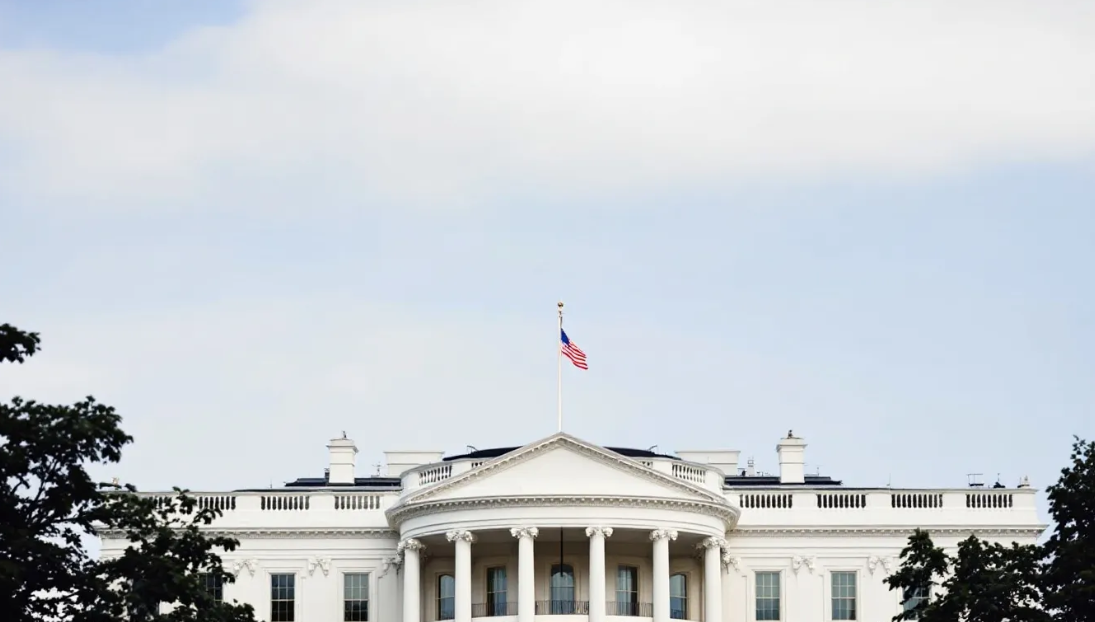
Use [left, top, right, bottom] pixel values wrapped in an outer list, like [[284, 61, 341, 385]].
[[0, 0, 1093, 212]]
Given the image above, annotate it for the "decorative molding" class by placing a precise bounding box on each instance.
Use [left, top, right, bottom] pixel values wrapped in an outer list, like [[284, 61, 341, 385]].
[[586, 527, 614, 539], [100, 528, 398, 540], [867, 555, 896, 575], [733, 526, 1046, 538], [230, 559, 258, 577], [396, 433, 728, 508], [388, 495, 739, 527], [791, 555, 817, 574], [726, 556, 745, 576], [510, 527, 540, 540], [700, 536, 728, 550], [307, 557, 331, 577], [398, 538, 426, 553], [380, 555, 402, 577], [446, 529, 477, 544], [650, 528, 679, 542]]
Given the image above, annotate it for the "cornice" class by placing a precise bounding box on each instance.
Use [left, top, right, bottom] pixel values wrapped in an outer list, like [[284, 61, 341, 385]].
[[99, 528, 398, 540], [398, 433, 726, 507], [733, 526, 1047, 538], [387, 494, 740, 527]]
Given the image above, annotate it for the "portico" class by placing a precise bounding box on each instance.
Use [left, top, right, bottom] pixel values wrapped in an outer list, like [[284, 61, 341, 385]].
[[385, 434, 740, 622], [396, 526, 729, 622]]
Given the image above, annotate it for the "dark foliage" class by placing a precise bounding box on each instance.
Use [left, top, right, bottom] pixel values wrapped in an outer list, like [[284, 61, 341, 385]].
[[0, 324, 258, 622]]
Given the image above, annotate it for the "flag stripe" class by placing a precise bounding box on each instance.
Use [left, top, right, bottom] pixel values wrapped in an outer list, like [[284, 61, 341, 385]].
[[560, 329, 588, 370]]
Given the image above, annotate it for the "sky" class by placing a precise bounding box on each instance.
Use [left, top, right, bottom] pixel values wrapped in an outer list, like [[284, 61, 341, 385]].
[[1, 0, 1094, 535]]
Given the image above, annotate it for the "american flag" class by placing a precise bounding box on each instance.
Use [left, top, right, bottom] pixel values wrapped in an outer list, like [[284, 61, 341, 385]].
[[560, 329, 588, 370]]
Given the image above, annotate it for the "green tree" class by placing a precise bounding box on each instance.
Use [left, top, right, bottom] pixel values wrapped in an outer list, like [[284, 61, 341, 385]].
[[886, 531, 1047, 622], [1042, 437, 1095, 620], [0, 323, 258, 622]]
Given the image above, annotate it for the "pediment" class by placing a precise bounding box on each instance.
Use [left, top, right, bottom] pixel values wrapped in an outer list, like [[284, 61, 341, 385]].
[[400, 433, 725, 506]]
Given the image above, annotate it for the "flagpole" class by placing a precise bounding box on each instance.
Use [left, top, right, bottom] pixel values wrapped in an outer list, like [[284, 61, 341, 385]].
[[557, 301, 564, 433]]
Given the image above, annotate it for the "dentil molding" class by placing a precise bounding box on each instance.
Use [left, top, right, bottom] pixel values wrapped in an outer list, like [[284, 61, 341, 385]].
[[733, 526, 1045, 538], [101, 528, 398, 540], [387, 495, 738, 527]]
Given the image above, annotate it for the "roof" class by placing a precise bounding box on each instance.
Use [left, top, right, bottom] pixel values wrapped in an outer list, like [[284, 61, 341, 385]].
[[442, 445, 682, 462]]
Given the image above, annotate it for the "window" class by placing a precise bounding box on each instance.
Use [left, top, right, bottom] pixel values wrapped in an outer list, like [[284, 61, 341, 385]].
[[200, 572, 224, 603], [438, 574, 455, 621], [345, 573, 369, 622], [550, 564, 575, 614], [670, 573, 687, 620], [271, 573, 296, 622], [831, 572, 857, 621], [755, 571, 780, 621], [615, 566, 639, 615], [902, 586, 929, 619], [487, 567, 507, 616]]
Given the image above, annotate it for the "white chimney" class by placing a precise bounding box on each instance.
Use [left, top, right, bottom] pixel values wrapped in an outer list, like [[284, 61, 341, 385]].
[[776, 430, 807, 484], [328, 434, 358, 485]]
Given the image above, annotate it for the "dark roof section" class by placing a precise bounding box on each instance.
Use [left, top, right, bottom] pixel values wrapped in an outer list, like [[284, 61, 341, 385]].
[[442, 446, 682, 462], [723, 474, 843, 487], [248, 476, 402, 491]]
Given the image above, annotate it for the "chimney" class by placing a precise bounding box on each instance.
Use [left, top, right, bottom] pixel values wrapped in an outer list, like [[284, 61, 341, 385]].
[[776, 430, 807, 484], [327, 433, 358, 485]]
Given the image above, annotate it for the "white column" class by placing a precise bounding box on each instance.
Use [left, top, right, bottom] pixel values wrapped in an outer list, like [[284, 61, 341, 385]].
[[700, 537, 726, 622], [586, 527, 613, 622], [447, 530, 476, 622], [511, 527, 539, 622], [650, 529, 678, 622], [400, 538, 426, 622]]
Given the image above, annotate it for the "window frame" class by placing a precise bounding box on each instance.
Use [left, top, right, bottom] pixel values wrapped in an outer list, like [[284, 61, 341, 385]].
[[342, 571, 371, 622], [549, 563, 577, 614], [828, 570, 858, 621], [901, 584, 930, 619], [268, 571, 297, 622], [437, 573, 456, 621], [486, 566, 508, 616], [615, 565, 639, 615], [753, 569, 783, 622], [669, 572, 688, 620], [198, 572, 225, 603]]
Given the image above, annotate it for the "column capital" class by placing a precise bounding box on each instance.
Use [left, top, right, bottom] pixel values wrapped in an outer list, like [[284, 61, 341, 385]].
[[398, 538, 426, 553], [585, 526, 614, 538], [446, 529, 477, 544], [510, 526, 540, 539], [698, 536, 728, 550], [650, 529, 678, 542]]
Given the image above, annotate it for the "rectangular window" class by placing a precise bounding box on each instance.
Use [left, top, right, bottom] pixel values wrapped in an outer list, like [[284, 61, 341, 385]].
[[615, 566, 639, 615], [487, 567, 507, 616], [345, 573, 369, 622], [755, 571, 780, 621], [199, 572, 224, 603], [669, 573, 687, 620], [831, 572, 857, 621], [902, 585, 929, 619], [271, 573, 296, 622]]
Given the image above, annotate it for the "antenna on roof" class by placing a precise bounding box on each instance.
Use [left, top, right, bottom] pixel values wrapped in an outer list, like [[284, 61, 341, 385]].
[[467, 446, 478, 453], [373, 462, 382, 477], [648, 445, 658, 452]]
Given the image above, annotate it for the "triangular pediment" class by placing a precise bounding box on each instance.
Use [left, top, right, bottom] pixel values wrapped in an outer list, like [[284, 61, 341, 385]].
[[400, 433, 725, 505]]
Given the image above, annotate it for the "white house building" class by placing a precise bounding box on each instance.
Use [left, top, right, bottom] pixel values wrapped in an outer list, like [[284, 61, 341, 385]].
[[100, 432, 1046, 622]]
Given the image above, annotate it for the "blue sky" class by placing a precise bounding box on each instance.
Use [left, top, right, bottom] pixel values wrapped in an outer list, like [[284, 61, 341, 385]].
[[1, 0, 1093, 531]]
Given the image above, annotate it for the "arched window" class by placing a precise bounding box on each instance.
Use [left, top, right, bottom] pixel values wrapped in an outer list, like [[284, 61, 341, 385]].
[[670, 573, 687, 620], [438, 574, 455, 620], [550, 564, 575, 614]]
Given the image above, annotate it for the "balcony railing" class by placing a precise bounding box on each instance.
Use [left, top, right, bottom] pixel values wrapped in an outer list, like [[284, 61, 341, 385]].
[[472, 602, 518, 617], [608, 601, 654, 617], [535, 601, 590, 615]]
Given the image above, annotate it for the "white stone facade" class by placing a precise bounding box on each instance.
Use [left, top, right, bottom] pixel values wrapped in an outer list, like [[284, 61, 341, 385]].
[[100, 432, 1045, 622]]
